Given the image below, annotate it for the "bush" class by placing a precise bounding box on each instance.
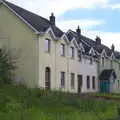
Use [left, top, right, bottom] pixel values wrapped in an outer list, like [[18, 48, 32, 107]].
[[0, 47, 17, 84]]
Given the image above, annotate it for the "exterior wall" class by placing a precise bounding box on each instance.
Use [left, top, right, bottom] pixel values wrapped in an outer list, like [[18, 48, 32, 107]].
[[98, 56, 120, 93], [55, 39, 68, 92], [0, 3, 98, 93], [68, 41, 98, 93], [38, 33, 56, 90], [76, 58, 98, 93], [0, 4, 39, 88], [38, 33, 98, 93], [112, 60, 120, 93]]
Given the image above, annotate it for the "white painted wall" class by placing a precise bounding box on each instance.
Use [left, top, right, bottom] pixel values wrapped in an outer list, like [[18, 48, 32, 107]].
[[38, 32, 98, 93]]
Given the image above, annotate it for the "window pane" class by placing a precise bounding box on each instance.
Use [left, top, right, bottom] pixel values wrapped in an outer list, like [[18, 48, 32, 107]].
[[72, 47, 74, 58], [69, 47, 72, 57], [102, 57, 104, 66], [70, 47, 74, 58], [119, 64, 120, 70], [111, 61, 113, 68], [45, 39, 50, 52], [78, 51, 82, 61], [90, 57, 93, 64], [60, 44, 65, 56], [71, 73, 75, 89], [92, 76, 95, 89], [87, 76, 90, 89], [61, 72, 65, 88], [118, 80, 119, 88]]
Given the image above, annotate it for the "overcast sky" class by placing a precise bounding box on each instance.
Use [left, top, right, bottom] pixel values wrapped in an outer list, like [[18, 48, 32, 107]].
[[7, 0, 120, 51]]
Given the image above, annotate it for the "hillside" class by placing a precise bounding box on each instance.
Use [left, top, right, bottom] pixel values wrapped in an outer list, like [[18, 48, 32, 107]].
[[0, 85, 119, 120]]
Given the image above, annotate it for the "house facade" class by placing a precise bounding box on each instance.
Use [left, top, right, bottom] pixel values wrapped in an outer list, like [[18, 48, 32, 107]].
[[0, 0, 120, 93], [76, 34, 120, 93]]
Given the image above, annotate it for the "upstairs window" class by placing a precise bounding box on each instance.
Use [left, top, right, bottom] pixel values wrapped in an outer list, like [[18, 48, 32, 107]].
[[119, 64, 120, 70], [111, 60, 113, 68], [118, 80, 120, 88], [101, 57, 105, 66], [71, 73, 75, 89], [90, 57, 93, 64], [60, 44, 65, 56], [70, 47, 75, 58], [60, 72, 65, 88], [78, 50, 82, 61], [45, 39, 50, 52]]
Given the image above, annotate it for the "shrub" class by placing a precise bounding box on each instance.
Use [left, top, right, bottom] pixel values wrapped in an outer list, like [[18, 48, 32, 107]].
[[0, 47, 17, 84]]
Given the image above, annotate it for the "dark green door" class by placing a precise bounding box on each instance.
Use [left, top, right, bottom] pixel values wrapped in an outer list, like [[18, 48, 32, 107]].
[[100, 80, 110, 93]]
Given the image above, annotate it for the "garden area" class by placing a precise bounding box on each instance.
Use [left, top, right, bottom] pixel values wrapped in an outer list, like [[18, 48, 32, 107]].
[[0, 85, 120, 120], [0, 47, 120, 120], [81, 92, 120, 101]]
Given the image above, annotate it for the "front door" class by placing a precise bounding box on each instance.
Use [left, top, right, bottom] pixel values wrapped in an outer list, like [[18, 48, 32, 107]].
[[100, 80, 110, 93], [78, 75, 82, 93], [45, 67, 51, 90]]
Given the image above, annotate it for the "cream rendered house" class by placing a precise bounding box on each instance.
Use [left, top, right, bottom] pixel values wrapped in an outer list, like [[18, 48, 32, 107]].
[[79, 35, 120, 93], [0, 0, 98, 93]]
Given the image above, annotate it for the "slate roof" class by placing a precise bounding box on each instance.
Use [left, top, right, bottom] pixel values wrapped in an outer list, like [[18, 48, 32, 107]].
[[67, 30, 120, 59], [66, 31, 91, 54], [3, 0, 63, 37], [2, 1, 120, 59], [82, 35, 120, 59], [99, 69, 117, 80]]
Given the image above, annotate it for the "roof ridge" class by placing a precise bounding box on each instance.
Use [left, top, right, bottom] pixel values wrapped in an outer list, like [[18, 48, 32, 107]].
[[3, 0, 64, 37], [4, 0, 50, 24]]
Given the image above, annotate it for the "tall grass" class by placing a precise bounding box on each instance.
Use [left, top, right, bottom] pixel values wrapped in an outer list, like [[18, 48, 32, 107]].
[[0, 85, 119, 120]]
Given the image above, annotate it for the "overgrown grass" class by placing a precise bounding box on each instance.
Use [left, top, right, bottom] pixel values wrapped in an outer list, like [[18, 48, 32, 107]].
[[94, 93, 120, 99], [0, 85, 119, 120]]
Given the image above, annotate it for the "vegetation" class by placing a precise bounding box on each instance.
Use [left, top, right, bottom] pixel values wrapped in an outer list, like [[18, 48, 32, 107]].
[[84, 92, 120, 100], [0, 85, 120, 120], [0, 47, 16, 84], [94, 93, 120, 99]]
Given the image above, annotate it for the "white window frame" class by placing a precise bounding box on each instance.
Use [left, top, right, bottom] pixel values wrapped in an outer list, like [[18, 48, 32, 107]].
[[44, 39, 50, 52], [71, 73, 75, 89], [60, 72, 65, 88], [70, 47, 75, 58], [60, 43, 65, 56]]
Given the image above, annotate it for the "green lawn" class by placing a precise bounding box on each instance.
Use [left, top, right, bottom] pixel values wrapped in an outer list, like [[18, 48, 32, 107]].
[[0, 85, 120, 120]]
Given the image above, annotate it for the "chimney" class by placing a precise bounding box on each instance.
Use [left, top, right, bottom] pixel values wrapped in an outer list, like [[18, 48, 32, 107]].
[[111, 44, 115, 52], [76, 26, 81, 36], [49, 13, 55, 26], [95, 36, 101, 45]]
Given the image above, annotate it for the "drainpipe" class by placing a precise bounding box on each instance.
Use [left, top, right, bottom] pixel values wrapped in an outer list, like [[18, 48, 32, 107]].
[[55, 40, 57, 90], [36, 34, 39, 88], [97, 57, 100, 92], [67, 44, 69, 91]]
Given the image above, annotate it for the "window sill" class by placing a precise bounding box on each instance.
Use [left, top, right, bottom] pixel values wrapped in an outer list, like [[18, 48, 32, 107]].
[[45, 51, 50, 54], [70, 57, 75, 60], [61, 55, 65, 57], [60, 86, 65, 89], [78, 60, 82, 62]]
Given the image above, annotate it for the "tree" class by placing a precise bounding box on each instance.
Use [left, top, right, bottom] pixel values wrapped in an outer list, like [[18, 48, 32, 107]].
[[0, 47, 17, 84]]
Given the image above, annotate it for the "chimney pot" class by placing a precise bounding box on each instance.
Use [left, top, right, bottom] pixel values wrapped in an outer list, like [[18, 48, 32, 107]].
[[95, 36, 101, 45], [111, 44, 115, 52], [49, 13, 55, 26], [76, 26, 81, 36]]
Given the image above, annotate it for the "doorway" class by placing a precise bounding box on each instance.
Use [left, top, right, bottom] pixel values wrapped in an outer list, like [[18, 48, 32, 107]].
[[45, 67, 51, 89], [78, 75, 82, 93]]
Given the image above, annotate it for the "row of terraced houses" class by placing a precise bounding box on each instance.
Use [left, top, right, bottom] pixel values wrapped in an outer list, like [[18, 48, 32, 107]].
[[0, 0, 120, 93]]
